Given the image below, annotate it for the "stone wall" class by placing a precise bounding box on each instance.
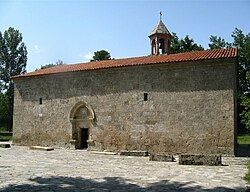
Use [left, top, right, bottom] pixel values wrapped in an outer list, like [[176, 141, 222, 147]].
[[13, 58, 237, 155]]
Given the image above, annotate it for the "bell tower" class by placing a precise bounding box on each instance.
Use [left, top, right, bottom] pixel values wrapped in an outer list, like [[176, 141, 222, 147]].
[[149, 12, 172, 55]]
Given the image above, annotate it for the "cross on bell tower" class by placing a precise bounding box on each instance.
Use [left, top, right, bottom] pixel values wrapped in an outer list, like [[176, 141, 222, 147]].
[[149, 12, 172, 55]]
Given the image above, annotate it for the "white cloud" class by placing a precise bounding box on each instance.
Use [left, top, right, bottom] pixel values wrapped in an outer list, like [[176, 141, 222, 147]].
[[79, 52, 93, 61], [33, 45, 41, 53]]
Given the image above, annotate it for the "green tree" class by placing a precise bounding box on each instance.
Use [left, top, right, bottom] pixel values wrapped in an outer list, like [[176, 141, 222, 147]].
[[170, 33, 204, 53], [40, 59, 65, 69], [0, 93, 8, 129], [170, 33, 181, 54], [241, 93, 250, 132], [0, 27, 27, 131], [180, 35, 204, 52], [232, 28, 250, 95], [0, 81, 3, 93], [208, 35, 231, 49], [233, 29, 250, 132], [91, 50, 111, 61], [41, 64, 56, 69]]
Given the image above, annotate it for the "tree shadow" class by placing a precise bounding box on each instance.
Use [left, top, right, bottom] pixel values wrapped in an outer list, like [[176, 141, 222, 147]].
[[236, 144, 250, 157], [0, 176, 245, 192]]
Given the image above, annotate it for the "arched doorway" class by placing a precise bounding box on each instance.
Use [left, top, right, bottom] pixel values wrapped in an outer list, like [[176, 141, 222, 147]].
[[69, 101, 95, 149]]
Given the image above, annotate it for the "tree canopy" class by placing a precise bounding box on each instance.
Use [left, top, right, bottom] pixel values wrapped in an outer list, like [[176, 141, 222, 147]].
[[208, 35, 231, 50], [0, 93, 8, 127], [0, 27, 27, 130], [232, 29, 250, 132], [91, 50, 111, 61], [170, 33, 204, 54], [0, 27, 27, 92], [40, 59, 65, 69]]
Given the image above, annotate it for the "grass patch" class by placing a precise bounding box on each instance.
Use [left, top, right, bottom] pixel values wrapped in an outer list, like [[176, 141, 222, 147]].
[[244, 161, 250, 184], [237, 135, 250, 144], [0, 135, 12, 141]]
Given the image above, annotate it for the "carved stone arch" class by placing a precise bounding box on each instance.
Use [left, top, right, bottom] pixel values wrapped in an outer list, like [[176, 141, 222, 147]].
[[69, 101, 95, 121], [69, 101, 95, 149]]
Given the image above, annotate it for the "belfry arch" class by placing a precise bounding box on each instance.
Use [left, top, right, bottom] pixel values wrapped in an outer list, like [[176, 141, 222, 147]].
[[69, 101, 95, 149]]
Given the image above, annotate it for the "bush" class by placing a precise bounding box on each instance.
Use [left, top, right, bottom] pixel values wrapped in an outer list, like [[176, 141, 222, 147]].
[[0, 93, 8, 127], [244, 161, 250, 183]]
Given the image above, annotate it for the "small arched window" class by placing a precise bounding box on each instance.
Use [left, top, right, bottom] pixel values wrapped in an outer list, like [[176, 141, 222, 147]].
[[159, 38, 165, 54], [151, 39, 156, 55]]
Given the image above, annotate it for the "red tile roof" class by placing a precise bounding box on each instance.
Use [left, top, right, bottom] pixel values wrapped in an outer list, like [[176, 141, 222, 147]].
[[13, 48, 237, 79]]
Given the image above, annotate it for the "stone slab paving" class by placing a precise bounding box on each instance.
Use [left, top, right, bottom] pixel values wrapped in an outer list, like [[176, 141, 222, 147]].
[[0, 146, 249, 192]]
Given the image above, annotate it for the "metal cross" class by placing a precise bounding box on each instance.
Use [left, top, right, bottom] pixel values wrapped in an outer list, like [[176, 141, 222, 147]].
[[160, 11, 162, 21]]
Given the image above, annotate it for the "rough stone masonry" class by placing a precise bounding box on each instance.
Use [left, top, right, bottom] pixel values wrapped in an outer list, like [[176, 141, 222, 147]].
[[12, 57, 238, 155]]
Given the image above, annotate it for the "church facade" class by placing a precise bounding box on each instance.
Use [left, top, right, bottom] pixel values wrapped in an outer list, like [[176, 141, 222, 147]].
[[12, 19, 238, 155]]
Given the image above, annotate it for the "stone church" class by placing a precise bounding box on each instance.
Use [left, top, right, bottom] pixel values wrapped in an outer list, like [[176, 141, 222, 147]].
[[12, 18, 238, 155]]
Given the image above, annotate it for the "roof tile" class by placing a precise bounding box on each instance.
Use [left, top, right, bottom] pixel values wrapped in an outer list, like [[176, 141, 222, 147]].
[[13, 48, 237, 79]]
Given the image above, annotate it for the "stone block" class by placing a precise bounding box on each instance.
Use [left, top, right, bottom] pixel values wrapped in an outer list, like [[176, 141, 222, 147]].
[[30, 146, 54, 151], [91, 151, 117, 155], [179, 154, 222, 166], [0, 143, 11, 148], [149, 154, 174, 162], [120, 150, 149, 157]]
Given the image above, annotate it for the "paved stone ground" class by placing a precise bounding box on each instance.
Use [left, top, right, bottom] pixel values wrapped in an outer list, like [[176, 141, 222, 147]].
[[0, 146, 249, 192]]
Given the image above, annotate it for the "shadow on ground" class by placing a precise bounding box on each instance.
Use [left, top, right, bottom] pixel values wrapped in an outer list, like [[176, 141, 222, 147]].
[[0, 176, 245, 192], [236, 144, 250, 157]]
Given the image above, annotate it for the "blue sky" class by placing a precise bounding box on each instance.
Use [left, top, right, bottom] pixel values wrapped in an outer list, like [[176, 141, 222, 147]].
[[0, 0, 250, 72]]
